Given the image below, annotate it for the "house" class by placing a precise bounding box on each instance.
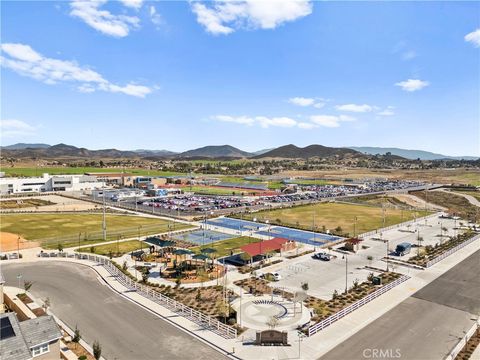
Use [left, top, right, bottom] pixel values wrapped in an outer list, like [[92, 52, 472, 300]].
[[0, 312, 62, 360]]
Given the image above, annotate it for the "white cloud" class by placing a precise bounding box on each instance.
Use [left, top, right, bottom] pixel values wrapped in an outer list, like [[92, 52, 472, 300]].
[[149, 5, 163, 27], [214, 115, 255, 126], [310, 114, 356, 128], [395, 79, 429, 92], [402, 50, 417, 61], [256, 116, 297, 128], [1, 43, 152, 98], [377, 106, 395, 116], [465, 29, 480, 47], [313, 102, 325, 109], [213, 111, 356, 130], [288, 97, 315, 107], [191, 0, 312, 35], [297, 122, 318, 129], [0, 119, 37, 138], [335, 103, 373, 113], [70, 0, 140, 37], [119, 0, 143, 10]]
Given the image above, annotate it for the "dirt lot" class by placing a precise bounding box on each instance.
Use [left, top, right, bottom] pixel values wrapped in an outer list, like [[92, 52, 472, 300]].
[[0, 195, 97, 212], [0, 232, 39, 252], [281, 168, 480, 186]]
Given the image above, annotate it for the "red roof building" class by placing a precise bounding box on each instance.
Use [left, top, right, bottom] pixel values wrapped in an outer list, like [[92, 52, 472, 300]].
[[240, 238, 293, 257]]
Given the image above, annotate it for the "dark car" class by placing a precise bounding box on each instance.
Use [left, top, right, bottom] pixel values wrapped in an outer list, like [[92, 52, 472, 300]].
[[312, 252, 332, 261]]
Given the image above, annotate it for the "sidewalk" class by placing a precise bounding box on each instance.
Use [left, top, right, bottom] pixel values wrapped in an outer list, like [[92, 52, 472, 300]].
[[3, 234, 479, 360]]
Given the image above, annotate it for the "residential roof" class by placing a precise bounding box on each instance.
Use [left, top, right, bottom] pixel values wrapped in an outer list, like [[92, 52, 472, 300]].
[[0, 313, 32, 360], [0, 313, 62, 360], [19, 316, 62, 348], [240, 238, 289, 257]]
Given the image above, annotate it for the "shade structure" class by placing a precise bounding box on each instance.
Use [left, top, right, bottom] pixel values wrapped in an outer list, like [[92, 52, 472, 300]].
[[192, 253, 209, 261], [173, 248, 194, 255]]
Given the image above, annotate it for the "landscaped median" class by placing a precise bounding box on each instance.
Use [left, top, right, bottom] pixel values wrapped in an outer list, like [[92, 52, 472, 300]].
[[407, 231, 480, 268], [234, 270, 408, 336]]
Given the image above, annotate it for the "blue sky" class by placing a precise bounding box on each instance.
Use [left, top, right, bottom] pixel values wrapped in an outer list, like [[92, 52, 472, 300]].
[[1, 1, 479, 156]]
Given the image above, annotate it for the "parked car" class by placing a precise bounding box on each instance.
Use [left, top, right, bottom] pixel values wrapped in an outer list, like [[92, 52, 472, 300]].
[[395, 242, 412, 256], [253, 270, 265, 279], [270, 272, 282, 281], [312, 252, 332, 261]]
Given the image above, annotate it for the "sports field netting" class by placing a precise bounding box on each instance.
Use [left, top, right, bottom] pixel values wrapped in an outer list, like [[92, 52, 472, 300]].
[[171, 229, 233, 245]]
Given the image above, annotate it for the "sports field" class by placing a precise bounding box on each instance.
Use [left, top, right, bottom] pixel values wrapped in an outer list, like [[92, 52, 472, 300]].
[[1, 167, 183, 177], [190, 236, 260, 258], [78, 240, 145, 256], [240, 202, 431, 236], [0, 213, 192, 249]]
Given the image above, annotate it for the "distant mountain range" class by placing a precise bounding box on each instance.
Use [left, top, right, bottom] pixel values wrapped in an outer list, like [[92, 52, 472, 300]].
[[349, 146, 478, 161], [253, 144, 360, 159], [1, 143, 477, 161]]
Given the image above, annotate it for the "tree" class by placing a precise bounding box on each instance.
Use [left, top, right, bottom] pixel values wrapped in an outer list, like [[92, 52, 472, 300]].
[[335, 226, 343, 234], [332, 289, 338, 301], [57, 243, 64, 252], [90, 246, 95, 254], [24, 281, 33, 292], [240, 252, 252, 266], [43, 297, 51, 312], [266, 316, 278, 329], [72, 326, 81, 349], [122, 260, 128, 271], [216, 300, 230, 324], [141, 268, 150, 283], [301, 282, 309, 291], [93, 340, 102, 360]]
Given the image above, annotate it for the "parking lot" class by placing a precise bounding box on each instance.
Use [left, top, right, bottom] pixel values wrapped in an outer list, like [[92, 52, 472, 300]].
[[263, 214, 464, 300]]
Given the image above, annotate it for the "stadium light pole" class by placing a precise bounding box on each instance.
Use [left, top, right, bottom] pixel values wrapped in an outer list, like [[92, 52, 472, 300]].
[[353, 216, 357, 238], [102, 187, 107, 241]]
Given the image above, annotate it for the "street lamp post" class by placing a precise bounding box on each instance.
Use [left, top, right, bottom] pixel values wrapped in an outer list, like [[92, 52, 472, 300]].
[[17, 236, 20, 257], [386, 239, 390, 271], [343, 253, 348, 294]]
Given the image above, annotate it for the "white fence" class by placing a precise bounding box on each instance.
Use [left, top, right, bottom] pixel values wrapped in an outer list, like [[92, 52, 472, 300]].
[[425, 234, 480, 268], [308, 275, 409, 337], [358, 213, 442, 239], [444, 320, 479, 360], [76, 254, 237, 339]]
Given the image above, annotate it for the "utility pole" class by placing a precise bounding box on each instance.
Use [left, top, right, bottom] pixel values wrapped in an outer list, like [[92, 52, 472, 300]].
[[102, 187, 107, 241], [312, 212, 316, 250], [386, 239, 390, 271], [344, 253, 348, 294], [382, 205, 386, 229], [353, 216, 357, 238]]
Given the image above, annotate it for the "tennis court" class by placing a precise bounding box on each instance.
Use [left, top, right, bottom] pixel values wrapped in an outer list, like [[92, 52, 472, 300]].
[[256, 226, 342, 246], [171, 229, 233, 245], [205, 218, 267, 232]]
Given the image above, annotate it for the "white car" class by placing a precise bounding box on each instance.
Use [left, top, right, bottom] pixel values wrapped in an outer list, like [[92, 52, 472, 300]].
[[270, 272, 282, 281]]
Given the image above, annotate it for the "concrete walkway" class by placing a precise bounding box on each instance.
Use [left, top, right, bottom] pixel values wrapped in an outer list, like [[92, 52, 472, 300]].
[[3, 233, 479, 360], [435, 188, 480, 207]]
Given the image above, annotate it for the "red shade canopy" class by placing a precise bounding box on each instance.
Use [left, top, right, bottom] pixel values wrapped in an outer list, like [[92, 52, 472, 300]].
[[240, 238, 289, 257]]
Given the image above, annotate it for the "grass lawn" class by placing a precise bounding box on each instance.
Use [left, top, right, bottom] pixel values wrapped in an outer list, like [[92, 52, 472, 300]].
[[238, 202, 431, 236], [0, 198, 55, 209], [78, 240, 145, 256], [0, 213, 192, 249], [412, 190, 478, 221], [454, 190, 480, 202], [190, 236, 260, 258], [0, 167, 184, 177]]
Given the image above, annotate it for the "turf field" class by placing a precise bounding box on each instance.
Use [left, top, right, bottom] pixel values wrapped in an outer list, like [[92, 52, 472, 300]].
[[240, 202, 431, 236], [190, 236, 260, 258], [0, 213, 192, 249], [78, 240, 145, 256]]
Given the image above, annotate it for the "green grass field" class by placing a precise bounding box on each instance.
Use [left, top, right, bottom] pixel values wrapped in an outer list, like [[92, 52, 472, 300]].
[[238, 202, 431, 236], [0, 167, 184, 177], [78, 240, 145, 256], [190, 236, 260, 258], [0, 213, 192, 249]]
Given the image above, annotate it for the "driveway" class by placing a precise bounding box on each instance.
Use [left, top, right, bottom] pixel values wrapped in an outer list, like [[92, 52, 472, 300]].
[[2, 261, 228, 360]]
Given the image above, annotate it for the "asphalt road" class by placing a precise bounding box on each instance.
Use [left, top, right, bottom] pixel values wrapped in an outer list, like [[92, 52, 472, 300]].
[[2, 262, 228, 360], [321, 249, 480, 360]]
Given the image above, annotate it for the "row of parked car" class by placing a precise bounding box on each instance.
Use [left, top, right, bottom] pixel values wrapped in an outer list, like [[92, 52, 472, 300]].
[[263, 181, 426, 203], [139, 195, 261, 212]]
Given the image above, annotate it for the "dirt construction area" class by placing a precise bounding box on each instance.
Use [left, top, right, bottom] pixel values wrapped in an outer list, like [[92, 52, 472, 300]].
[[0, 194, 98, 212], [0, 232, 39, 252]]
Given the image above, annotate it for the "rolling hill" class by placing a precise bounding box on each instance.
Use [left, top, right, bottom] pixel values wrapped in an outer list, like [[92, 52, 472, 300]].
[[349, 146, 478, 160], [177, 145, 252, 158], [253, 144, 361, 159]]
